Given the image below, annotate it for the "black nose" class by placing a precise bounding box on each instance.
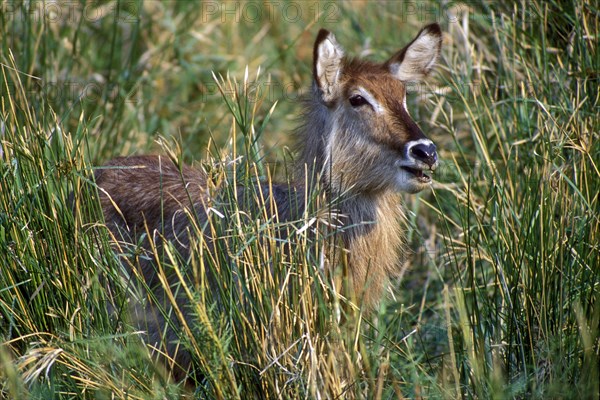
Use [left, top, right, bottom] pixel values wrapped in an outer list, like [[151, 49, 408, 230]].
[[410, 142, 438, 167]]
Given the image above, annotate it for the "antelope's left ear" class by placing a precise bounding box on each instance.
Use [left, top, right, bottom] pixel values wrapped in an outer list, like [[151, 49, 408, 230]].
[[386, 23, 442, 82]]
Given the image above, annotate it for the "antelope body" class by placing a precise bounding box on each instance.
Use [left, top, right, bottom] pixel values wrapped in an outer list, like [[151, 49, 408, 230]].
[[95, 24, 442, 379]]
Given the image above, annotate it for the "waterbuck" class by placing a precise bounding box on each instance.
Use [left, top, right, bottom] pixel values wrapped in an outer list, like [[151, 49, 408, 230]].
[[95, 23, 442, 380]]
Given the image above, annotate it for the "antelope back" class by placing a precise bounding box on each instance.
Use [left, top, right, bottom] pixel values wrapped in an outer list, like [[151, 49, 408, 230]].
[[300, 23, 442, 195]]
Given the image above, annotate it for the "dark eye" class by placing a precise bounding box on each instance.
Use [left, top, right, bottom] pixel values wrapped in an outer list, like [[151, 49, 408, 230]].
[[349, 94, 369, 107]]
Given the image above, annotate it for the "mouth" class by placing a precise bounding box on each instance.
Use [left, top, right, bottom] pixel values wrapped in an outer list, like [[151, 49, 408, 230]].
[[401, 166, 433, 183]]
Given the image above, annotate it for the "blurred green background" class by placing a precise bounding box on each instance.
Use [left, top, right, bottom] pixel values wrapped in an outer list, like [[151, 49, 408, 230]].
[[1, 1, 598, 399]]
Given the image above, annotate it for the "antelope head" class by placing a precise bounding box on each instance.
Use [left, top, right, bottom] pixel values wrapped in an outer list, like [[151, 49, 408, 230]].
[[312, 23, 443, 194]]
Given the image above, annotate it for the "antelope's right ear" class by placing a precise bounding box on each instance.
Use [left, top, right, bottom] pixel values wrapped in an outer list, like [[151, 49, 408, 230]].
[[313, 29, 345, 102]]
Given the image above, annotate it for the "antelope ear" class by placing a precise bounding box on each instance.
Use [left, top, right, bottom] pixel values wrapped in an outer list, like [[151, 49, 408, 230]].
[[386, 23, 442, 82], [313, 29, 345, 102]]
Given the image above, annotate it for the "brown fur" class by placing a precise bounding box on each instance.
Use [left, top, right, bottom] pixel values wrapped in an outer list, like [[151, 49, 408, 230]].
[[94, 24, 443, 381]]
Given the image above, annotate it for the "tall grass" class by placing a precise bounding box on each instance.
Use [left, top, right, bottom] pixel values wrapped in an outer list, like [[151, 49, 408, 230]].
[[430, 2, 599, 397], [1, 1, 598, 399]]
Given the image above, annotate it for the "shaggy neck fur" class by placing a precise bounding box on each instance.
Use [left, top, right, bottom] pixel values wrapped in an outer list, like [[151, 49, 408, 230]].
[[292, 85, 406, 304]]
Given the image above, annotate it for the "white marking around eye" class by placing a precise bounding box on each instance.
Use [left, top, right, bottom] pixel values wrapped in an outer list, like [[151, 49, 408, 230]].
[[357, 87, 383, 114]]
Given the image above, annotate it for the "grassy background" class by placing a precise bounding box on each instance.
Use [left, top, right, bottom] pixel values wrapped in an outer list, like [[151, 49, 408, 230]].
[[1, 0, 598, 399]]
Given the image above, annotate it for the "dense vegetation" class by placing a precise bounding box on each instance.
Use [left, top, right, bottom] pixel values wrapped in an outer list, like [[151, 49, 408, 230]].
[[1, 1, 598, 398]]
